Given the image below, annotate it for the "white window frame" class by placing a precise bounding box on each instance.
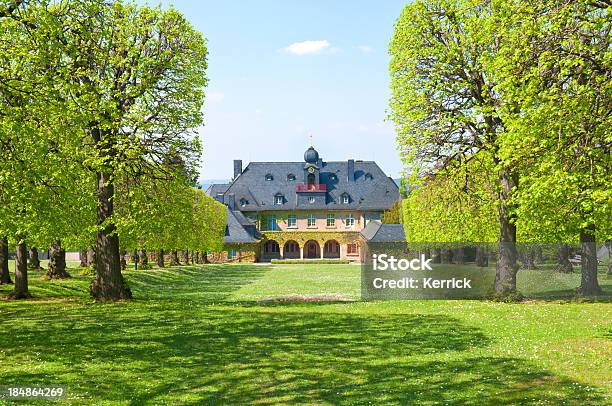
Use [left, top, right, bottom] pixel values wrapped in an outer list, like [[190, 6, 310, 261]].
[[228, 249, 237, 259], [287, 214, 297, 228], [309, 196, 316, 204], [307, 214, 316, 227], [275, 195, 283, 205], [326, 213, 335, 227], [342, 195, 349, 204], [346, 214, 355, 227]]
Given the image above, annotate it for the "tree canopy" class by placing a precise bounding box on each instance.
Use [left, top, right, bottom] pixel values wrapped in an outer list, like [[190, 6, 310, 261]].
[[0, 0, 224, 301]]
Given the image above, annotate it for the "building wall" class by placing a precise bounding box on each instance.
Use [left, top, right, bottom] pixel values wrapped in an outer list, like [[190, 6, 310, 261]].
[[259, 231, 364, 263], [253, 210, 383, 232]]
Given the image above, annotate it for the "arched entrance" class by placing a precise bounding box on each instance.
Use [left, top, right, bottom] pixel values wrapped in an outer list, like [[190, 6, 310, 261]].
[[304, 240, 320, 259], [283, 240, 300, 259], [262, 240, 280, 261], [323, 240, 340, 259]]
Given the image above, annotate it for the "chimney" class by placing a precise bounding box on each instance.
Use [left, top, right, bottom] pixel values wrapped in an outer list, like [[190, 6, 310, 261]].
[[233, 160, 242, 179], [347, 159, 355, 182], [227, 193, 235, 210]]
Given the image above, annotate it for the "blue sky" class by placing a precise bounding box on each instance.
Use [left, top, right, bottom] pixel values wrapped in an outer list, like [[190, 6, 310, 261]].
[[141, 0, 408, 180]]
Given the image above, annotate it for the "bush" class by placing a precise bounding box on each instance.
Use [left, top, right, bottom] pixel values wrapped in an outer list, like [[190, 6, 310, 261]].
[[271, 259, 352, 264], [80, 266, 96, 276]]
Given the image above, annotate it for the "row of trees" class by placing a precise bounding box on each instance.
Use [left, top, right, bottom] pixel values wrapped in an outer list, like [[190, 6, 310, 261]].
[[389, 0, 611, 296], [0, 0, 225, 301]]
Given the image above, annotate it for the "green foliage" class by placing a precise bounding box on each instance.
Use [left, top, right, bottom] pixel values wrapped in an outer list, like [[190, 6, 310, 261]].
[[402, 153, 499, 243], [493, 1, 612, 243], [390, 0, 610, 248], [381, 201, 403, 224], [0, 0, 224, 276]]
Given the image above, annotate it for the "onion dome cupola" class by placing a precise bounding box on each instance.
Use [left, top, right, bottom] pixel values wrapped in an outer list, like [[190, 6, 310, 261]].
[[304, 146, 319, 163], [303, 146, 321, 185]]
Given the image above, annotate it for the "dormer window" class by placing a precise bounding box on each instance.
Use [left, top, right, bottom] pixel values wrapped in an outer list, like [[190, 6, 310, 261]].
[[365, 172, 373, 180], [265, 174, 274, 181], [342, 194, 350, 204], [329, 174, 337, 181], [240, 198, 248, 207], [287, 173, 296, 181], [309, 196, 315, 204], [274, 194, 284, 205]]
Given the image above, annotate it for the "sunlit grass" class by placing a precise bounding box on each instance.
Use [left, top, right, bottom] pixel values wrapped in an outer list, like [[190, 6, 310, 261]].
[[0, 264, 610, 404]]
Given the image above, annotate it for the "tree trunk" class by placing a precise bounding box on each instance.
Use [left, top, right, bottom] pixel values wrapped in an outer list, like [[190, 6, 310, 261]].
[[87, 247, 96, 267], [555, 244, 573, 273], [120, 250, 127, 271], [79, 250, 87, 267], [203, 251, 209, 264], [138, 249, 148, 266], [157, 249, 165, 268], [606, 241, 611, 276], [577, 226, 602, 295], [47, 240, 70, 279], [432, 248, 441, 264], [90, 169, 132, 301], [194, 251, 201, 264], [28, 247, 42, 270], [453, 248, 465, 264], [495, 167, 519, 295], [0, 236, 12, 285], [475, 246, 488, 267], [169, 250, 179, 266], [441, 249, 453, 263], [9, 240, 30, 299], [181, 250, 189, 264], [520, 247, 537, 270]]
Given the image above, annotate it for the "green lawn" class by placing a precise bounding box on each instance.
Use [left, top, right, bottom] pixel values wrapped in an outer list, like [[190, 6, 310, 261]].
[[0, 264, 610, 405]]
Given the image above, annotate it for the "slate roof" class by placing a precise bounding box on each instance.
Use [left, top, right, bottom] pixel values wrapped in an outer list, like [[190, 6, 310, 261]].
[[360, 220, 406, 242], [206, 183, 230, 200], [224, 208, 258, 243], [221, 160, 399, 211]]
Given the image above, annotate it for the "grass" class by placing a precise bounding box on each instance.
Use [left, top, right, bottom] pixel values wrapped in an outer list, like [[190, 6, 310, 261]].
[[0, 263, 610, 405]]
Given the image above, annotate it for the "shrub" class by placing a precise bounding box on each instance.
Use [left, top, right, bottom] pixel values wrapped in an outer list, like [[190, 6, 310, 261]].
[[80, 266, 96, 276]]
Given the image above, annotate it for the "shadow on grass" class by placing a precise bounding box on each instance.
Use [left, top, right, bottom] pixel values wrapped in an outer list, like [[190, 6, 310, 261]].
[[0, 304, 604, 405], [125, 264, 272, 303], [0, 264, 272, 303], [0, 265, 607, 404]]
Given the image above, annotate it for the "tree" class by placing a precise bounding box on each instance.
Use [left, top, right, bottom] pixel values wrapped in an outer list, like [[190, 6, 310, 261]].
[[389, 0, 520, 295], [495, 0, 611, 294], [54, 1, 208, 301], [382, 201, 403, 224], [8, 238, 29, 299], [47, 240, 70, 279], [0, 0, 86, 298]]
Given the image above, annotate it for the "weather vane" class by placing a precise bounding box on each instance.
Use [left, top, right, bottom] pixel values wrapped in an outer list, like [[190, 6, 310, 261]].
[[309, 133, 313, 146]]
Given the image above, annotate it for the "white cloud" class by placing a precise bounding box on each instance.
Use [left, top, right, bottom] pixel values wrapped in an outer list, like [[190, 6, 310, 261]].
[[282, 40, 332, 56], [358, 45, 373, 53]]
